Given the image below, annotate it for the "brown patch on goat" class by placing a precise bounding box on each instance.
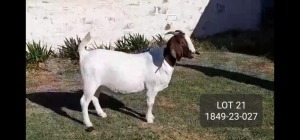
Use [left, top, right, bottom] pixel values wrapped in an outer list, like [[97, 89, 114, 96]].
[[163, 30, 193, 67]]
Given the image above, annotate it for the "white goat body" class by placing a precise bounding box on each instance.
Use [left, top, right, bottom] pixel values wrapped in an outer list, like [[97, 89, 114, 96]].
[[78, 31, 195, 131], [80, 47, 173, 94]]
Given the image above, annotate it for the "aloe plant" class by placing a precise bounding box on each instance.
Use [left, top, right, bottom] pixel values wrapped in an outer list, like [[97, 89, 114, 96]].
[[26, 40, 53, 64], [58, 36, 81, 61], [115, 33, 150, 53], [151, 34, 166, 46]]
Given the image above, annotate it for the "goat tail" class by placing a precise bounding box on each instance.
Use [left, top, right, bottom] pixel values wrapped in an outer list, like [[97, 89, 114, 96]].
[[78, 32, 92, 59]]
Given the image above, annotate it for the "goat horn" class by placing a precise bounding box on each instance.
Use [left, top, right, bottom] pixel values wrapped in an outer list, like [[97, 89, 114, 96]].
[[175, 30, 185, 35], [165, 31, 179, 35], [175, 30, 183, 33]]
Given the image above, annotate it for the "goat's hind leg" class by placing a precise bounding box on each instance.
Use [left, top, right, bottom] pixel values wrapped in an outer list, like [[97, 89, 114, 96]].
[[91, 95, 107, 118], [80, 83, 99, 132], [80, 94, 94, 131]]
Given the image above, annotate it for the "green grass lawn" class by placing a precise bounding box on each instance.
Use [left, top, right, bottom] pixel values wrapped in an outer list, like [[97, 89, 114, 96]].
[[26, 51, 274, 140]]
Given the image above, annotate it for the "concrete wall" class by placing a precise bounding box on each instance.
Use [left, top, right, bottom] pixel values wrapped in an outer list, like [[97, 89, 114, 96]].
[[192, 0, 262, 38], [26, 0, 262, 51]]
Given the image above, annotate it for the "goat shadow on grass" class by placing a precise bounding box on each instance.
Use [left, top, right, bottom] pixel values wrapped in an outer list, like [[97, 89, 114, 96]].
[[26, 90, 146, 125], [177, 63, 274, 91]]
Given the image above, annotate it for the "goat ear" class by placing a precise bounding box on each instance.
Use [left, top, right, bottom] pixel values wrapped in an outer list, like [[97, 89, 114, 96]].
[[171, 49, 177, 59], [170, 44, 183, 61]]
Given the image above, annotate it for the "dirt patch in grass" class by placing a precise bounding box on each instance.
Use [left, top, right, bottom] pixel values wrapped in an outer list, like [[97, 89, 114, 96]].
[[240, 60, 274, 74], [26, 69, 60, 91], [156, 96, 176, 109], [26, 58, 81, 93], [184, 103, 199, 111]]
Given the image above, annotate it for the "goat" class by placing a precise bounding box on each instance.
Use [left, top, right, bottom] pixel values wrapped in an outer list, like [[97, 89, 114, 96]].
[[78, 30, 196, 131]]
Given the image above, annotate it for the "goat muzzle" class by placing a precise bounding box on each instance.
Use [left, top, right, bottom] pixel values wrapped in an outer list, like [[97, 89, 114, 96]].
[[188, 52, 194, 59]]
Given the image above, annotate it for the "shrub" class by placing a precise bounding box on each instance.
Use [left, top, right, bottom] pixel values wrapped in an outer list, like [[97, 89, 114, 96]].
[[114, 33, 150, 53], [89, 41, 113, 51], [151, 34, 167, 46], [26, 40, 53, 64], [58, 36, 81, 61]]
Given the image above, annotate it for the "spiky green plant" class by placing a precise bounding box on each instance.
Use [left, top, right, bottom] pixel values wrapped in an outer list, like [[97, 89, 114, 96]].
[[89, 41, 113, 51], [58, 36, 81, 61], [115, 33, 150, 53], [26, 40, 53, 64], [151, 34, 167, 46]]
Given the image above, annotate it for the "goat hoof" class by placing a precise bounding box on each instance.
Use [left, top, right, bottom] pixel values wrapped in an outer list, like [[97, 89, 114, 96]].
[[85, 127, 94, 132], [146, 114, 155, 123], [99, 112, 107, 118], [146, 119, 154, 123], [146, 117, 154, 123]]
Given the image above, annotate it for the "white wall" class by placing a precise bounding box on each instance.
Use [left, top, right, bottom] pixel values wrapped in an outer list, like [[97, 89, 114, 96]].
[[26, 0, 261, 51]]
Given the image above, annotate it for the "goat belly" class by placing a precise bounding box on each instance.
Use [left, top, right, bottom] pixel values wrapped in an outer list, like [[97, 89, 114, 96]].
[[104, 81, 145, 94], [102, 76, 146, 94]]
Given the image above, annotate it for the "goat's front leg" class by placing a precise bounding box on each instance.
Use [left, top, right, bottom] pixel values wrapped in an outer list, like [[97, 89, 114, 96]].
[[146, 90, 158, 123], [91, 96, 107, 118]]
